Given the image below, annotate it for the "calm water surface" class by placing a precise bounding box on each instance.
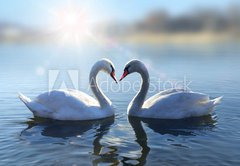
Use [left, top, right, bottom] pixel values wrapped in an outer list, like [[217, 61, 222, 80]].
[[0, 43, 240, 165]]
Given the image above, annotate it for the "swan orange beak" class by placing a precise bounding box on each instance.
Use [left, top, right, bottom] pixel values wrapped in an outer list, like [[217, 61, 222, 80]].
[[110, 72, 118, 83], [120, 70, 129, 81]]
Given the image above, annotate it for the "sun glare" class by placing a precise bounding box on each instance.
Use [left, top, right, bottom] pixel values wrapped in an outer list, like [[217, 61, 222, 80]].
[[50, 4, 95, 45]]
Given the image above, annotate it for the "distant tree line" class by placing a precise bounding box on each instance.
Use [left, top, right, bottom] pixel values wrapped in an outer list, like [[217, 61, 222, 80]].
[[103, 5, 240, 36]]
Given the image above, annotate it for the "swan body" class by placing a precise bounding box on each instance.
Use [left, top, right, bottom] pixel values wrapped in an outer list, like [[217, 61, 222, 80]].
[[120, 60, 222, 119], [19, 59, 117, 120]]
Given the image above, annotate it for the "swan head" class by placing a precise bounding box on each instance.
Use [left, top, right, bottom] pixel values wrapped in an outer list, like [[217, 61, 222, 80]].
[[97, 58, 117, 83], [120, 59, 147, 81]]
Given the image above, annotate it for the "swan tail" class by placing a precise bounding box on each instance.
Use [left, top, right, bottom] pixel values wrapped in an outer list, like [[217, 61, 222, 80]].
[[19, 92, 32, 106], [211, 96, 223, 106], [202, 96, 222, 115], [18, 92, 37, 112], [18, 93, 50, 116], [195, 96, 222, 116]]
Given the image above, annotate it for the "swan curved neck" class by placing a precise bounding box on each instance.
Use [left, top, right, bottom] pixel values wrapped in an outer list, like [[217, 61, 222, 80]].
[[129, 67, 149, 113], [89, 65, 111, 108]]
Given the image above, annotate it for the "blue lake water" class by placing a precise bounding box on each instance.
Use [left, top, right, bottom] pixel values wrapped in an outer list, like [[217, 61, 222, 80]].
[[0, 43, 240, 165]]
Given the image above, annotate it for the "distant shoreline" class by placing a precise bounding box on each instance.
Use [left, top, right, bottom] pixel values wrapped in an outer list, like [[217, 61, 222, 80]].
[[113, 32, 240, 44], [1, 32, 240, 45]]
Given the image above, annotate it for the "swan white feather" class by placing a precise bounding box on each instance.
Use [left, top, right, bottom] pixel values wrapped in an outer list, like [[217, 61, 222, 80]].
[[120, 60, 222, 119], [19, 59, 117, 120]]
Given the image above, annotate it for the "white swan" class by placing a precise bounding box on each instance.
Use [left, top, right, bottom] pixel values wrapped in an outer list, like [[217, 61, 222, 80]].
[[120, 60, 222, 119], [19, 59, 117, 120]]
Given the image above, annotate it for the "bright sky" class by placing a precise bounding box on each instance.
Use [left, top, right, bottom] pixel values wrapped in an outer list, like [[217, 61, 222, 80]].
[[0, 0, 239, 28]]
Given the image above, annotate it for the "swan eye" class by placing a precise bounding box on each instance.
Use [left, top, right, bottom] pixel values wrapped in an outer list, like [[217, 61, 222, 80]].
[[125, 66, 130, 72]]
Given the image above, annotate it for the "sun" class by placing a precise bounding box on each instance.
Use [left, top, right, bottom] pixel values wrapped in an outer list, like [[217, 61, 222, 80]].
[[50, 4, 95, 45]]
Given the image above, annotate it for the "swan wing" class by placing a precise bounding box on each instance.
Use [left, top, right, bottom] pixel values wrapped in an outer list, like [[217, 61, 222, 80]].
[[19, 89, 102, 119], [143, 91, 218, 119], [144, 89, 188, 107], [35, 89, 99, 112], [67, 89, 99, 106]]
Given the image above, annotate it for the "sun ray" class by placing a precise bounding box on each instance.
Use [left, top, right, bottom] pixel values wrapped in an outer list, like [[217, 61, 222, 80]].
[[48, 1, 97, 45]]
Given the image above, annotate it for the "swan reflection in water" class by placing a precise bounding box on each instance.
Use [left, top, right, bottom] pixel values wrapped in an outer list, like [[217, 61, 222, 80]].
[[20, 115, 216, 165], [20, 117, 119, 165], [125, 115, 217, 165]]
